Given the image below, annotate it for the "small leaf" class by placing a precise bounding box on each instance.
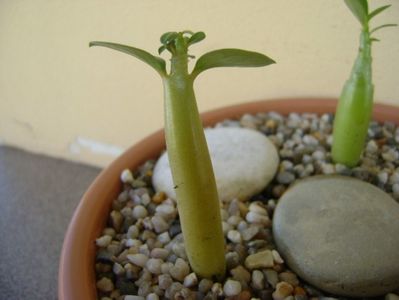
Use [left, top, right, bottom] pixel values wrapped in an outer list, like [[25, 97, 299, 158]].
[[369, 5, 391, 20], [370, 37, 380, 42], [160, 32, 178, 45], [158, 45, 166, 55], [370, 23, 397, 34], [344, 0, 368, 26], [188, 32, 206, 46], [192, 48, 275, 77], [89, 41, 166, 75]]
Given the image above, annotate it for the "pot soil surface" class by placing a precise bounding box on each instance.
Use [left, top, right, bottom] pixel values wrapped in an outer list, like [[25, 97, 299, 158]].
[[94, 111, 399, 300]]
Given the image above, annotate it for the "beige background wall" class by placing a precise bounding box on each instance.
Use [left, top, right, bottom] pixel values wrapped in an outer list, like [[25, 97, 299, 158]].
[[1, 0, 398, 167]]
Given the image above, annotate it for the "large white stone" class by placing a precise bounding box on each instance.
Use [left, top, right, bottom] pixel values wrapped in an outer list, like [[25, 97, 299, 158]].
[[152, 127, 279, 201]]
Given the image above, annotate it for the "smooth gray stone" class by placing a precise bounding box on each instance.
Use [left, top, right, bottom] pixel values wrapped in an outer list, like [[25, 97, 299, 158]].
[[273, 175, 399, 297]]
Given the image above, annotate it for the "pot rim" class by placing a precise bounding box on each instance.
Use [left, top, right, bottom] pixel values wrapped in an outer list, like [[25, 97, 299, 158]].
[[58, 98, 399, 300]]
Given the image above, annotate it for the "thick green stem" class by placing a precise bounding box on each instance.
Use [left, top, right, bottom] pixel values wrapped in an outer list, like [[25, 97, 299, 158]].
[[162, 52, 226, 278], [332, 29, 374, 167]]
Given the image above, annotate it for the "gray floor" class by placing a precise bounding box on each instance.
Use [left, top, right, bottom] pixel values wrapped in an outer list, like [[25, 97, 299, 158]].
[[0, 146, 101, 300]]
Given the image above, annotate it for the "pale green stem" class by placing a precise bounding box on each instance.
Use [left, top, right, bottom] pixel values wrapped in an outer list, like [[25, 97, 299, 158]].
[[162, 39, 226, 278], [332, 28, 374, 167]]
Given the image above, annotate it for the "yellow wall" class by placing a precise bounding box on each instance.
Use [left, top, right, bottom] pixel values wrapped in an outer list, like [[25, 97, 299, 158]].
[[1, 1, 398, 167]]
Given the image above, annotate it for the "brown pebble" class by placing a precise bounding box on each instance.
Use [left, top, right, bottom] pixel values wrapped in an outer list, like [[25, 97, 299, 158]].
[[110, 210, 123, 232], [279, 271, 299, 286], [294, 286, 306, 296], [272, 281, 294, 300], [152, 191, 166, 204], [229, 290, 252, 300]]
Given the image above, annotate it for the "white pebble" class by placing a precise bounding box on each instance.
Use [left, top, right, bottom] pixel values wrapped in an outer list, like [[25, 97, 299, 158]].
[[141, 193, 151, 206], [228, 215, 242, 226], [170, 258, 190, 281], [157, 232, 171, 244], [211, 282, 224, 297], [156, 203, 176, 219], [121, 169, 134, 183], [127, 253, 149, 267], [303, 135, 318, 146], [222, 221, 233, 234], [249, 202, 268, 216], [96, 235, 112, 247], [172, 243, 187, 259], [246, 211, 271, 225], [125, 296, 145, 300], [227, 230, 242, 243], [127, 225, 139, 239], [272, 250, 285, 264], [125, 238, 142, 248], [252, 270, 264, 290], [146, 293, 159, 300], [133, 205, 148, 219], [151, 248, 170, 260], [223, 279, 242, 297], [151, 215, 169, 233], [183, 272, 198, 288], [161, 262, 173, 275], [113, 262, 125, 276], [242, 226, 259, 241], [146, 258, 163, 274]]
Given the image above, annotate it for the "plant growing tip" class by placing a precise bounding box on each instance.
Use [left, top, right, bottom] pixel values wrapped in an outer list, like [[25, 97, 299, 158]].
[[332, 0, 396, 167], [90, 31, 275, 278]]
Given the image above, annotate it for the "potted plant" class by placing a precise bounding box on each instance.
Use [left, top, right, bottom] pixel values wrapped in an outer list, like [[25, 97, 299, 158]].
[[59, 1, 399, 299]]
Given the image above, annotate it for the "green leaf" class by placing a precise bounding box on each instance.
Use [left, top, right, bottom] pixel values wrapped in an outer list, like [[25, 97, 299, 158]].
[[89, 41, 166, 75], [370, 23, 397, 34], [188, 32, 206, 46], [158, 45, 166, 55], [368, 5, 391, 20], [160, 32, 178, 45], [192, 48, 275, 77], [344, 0, 369, 26]]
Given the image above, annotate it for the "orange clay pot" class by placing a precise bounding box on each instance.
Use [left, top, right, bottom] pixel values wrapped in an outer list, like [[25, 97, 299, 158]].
[[58, 98, 399, 300]]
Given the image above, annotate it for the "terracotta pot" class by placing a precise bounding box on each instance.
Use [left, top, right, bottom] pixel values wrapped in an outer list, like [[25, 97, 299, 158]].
[[58, 98, 399, 300]]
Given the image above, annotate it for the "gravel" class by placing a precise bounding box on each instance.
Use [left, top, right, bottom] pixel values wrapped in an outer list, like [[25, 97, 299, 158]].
[[95, 112, 399, 299]]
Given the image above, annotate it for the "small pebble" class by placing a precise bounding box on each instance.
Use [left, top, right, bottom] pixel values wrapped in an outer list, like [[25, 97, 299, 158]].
[[245, 249, 274, 269], [198, 278, 213, 293], [251, 270, 264, 290], [158, 273, 173, 290], [145, 258, 163, 274], [277, 172, 296, 184], [151, 215, 169, 233], [228, 230, 242, 243], [127, 253, 149, 267], [170, 258, 190, 281], [96, 277, 114, 292], [246, 211, 271, 226], [146, 293, 159, 300], [133, 205, 148, 219], [242, 226, 260, 241], [265, 269, 279, 288], [272, 250, 284, 264], [231, 265, 251, 283], [96, 235, 112, 247], [121, 169, 134, 183], [125, 296, 145, 300], [150, 248, 169, 260], [385, 293, 399, 300], [272, 281, 294, 300], [183, 272, 198, 288], [223, 279, 242, 297]]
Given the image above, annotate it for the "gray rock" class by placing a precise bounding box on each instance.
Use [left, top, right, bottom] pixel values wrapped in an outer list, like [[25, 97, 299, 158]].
[[273, 175, 399, 297], [152, 127, 279, 201]]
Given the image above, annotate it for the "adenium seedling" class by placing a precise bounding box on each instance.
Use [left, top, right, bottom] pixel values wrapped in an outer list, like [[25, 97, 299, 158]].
[[90, 31, 275, 278], [332, 0, 396, 167]]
